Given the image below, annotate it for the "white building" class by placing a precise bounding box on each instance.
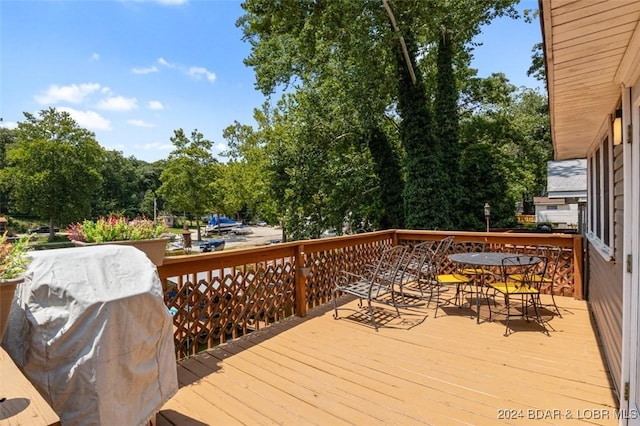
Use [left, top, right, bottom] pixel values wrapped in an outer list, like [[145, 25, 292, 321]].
[[533, 159, 586, 229]]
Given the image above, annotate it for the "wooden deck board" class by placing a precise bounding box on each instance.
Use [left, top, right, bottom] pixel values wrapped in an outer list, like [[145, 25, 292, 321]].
[[158, 295, 618, 425], [0, 348, 60, 426]]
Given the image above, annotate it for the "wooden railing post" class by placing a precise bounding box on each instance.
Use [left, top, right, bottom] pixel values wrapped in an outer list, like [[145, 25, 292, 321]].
[[572, 234, 584, 299], [295, 244, 308, 317], [157, 266, 168, 293]]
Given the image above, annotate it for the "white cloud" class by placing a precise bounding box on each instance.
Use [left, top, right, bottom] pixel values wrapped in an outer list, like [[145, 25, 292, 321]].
[[127, 119, 155, 128], [157, 58, 216, 83], [35, 83, 101, 104], [132, 65, 158, 75], [158, 57, 174, 68], [59, 107, 112, 130], [0, 121, 18, 130], [188, 66, 216, 82], [148, 100, 164, 110], [91, 53, 100, 61], [214, 142, 227, 152], [96, 96, 138, 111]]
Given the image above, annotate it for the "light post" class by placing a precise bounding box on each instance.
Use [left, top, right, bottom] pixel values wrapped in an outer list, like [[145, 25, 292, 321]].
[[484, 203, 491, 232]]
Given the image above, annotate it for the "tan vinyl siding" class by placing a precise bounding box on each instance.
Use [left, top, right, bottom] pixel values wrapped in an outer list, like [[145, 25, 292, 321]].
[[587, 143, 624, 395]]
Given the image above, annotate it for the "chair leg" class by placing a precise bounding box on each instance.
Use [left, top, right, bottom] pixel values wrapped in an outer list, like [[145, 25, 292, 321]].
[[433, 286, 441, 318], [549, 292, 562, 317], [503, 294, 511, 337], [391, 292, 401, 317], [530, 294, 549, 336], [367, 299, 378, 331]]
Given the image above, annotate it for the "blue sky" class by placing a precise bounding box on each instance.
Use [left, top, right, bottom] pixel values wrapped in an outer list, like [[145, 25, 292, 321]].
[[0, 0, 542, 163]]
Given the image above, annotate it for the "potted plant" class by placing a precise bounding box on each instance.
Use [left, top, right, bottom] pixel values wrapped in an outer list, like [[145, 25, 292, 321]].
[[66, 214, 170, 266], [1, 232, 32, 341]]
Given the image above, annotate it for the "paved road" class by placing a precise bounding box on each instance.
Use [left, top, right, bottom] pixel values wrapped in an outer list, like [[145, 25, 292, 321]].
[[188, 226, 283, 252]]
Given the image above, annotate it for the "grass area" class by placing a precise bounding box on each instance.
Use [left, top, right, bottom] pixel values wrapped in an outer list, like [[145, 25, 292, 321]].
[[167, 227, 191, 235], [2, 216, 49, 234]]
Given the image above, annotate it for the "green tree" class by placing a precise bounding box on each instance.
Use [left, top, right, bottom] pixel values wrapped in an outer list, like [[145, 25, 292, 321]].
[[94, 150, 140, 217], [0, 127, 17, 215], [238, 0, 519, 232], [459, 72, 551, 225], [157, 129, 218, 241], [393, 19, 441, 229], [459, 142, 515, 230], [221, 120, 272, 222], [434, 26, 462, 228], [365, 125, 404, 229], [239, 0, 405, 232], [0, 108, 103, 241], [134, 159, 166, 217]]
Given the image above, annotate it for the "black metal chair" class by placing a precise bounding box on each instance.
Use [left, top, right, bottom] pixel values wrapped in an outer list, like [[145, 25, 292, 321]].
[[508, 245, 563, 317], [332, 245, 408, 330], [489, 255, 549, 336]]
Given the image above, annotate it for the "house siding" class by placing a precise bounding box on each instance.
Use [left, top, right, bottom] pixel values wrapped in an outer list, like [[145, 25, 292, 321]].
[[587, 143, 624, 395]]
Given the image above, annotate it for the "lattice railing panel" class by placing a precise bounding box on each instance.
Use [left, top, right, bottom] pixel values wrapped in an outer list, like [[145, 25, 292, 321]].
[[165, 259, 295, 359], [304, 240, 391, 307]]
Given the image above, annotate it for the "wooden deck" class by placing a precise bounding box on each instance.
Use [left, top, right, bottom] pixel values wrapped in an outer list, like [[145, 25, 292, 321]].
[[158, 295, 618, 425], [0, 347, 60, 425]]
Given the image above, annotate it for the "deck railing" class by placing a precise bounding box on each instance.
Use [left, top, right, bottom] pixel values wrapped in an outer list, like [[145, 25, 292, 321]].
[[158, 230, 582, 359]]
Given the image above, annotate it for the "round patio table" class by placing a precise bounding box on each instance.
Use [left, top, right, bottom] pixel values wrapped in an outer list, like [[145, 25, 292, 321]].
[[447, 253, 542, 322], [448, 252, 540, 267]]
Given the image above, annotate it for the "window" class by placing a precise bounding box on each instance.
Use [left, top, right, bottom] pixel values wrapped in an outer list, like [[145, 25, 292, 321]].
[[547, 205, 558, 210], [587, 133, 614, 259]]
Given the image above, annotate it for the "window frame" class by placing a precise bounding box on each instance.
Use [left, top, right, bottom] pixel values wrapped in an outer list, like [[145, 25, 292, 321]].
[[586, 120, 615, 260]]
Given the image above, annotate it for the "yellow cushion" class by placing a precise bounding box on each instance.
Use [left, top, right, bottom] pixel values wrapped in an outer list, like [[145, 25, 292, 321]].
[[437, 274, 473, 284], [490, 282, 539, 294], [508, 274, 551, 283]]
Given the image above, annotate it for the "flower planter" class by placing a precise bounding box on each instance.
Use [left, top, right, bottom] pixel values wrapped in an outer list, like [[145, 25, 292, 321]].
[[74, 238, 169, 266], [0, 275, 24, 342]]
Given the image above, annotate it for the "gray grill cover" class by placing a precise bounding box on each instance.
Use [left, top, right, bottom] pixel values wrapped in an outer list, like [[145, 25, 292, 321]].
[[3, 244, 178, 426]]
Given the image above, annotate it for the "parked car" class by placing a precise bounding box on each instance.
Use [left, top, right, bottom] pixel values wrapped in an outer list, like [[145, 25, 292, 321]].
[[27, 225, 59, 234], [231, 225, 253, 235], [199, 239, 225, 253]]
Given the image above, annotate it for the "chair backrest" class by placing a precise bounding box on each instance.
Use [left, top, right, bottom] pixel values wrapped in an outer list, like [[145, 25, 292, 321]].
[[431, 236, 454, 269], [370, 245, 408, 297], [537, 245, 562, 283], [501, 255, 547, 292], [404, 240, 437, 278]]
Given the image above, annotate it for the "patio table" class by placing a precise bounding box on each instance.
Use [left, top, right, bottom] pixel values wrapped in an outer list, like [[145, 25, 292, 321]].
[[447, 252, 541, 323]]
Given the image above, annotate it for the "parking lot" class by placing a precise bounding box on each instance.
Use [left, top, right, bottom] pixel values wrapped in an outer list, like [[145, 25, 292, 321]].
[[192, 225, 283, 251]]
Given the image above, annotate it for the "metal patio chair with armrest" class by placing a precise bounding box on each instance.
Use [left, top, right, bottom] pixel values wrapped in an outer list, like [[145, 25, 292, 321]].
[[433, 245, 475, 318], [332, 245, 408, 330], [489, 255, 549, 336], [428, 240, 482, 317], [508, 245, 563, 317], [395, 239, 442, 303], [359, 238, 448, 306], [419, 236, 454, 303]]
